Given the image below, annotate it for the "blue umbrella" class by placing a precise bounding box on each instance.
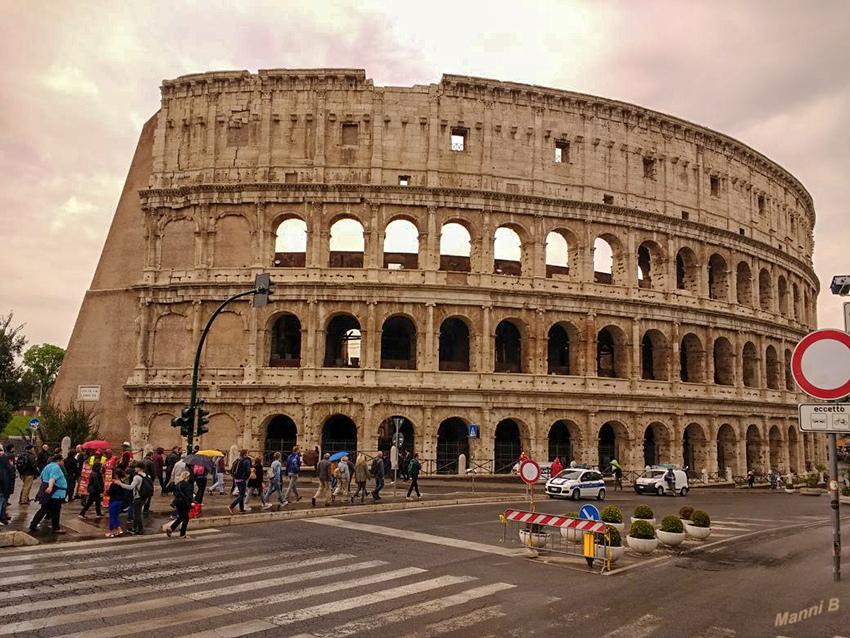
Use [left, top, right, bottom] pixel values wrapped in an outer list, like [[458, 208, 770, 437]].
[[328, 451, 350, 462]]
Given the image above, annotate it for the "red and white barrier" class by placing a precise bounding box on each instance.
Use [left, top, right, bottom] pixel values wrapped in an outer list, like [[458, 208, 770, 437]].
[[504, 509, 608, 534]]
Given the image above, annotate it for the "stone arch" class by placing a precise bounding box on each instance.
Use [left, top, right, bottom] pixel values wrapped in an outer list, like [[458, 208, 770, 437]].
[[778, 276, 790, 316], [713, 336, 735, 385], [597, 325, 629, 378], [439, 221, 472, 272], [436, 417, 469, 474], [493, 225, 524, 276], [743, 341, 759, 388], [716, 423, 737, 474], [206, 310, 248, 368], [329, 217, 365, 268], [547, 321, 580, 375], [765, 345, 781, 390], [495, 319, 524, 373], [784, 348, 794, 391], [148, 411, 184, 449], [759, 268, 773, 311], [262, 414, 298, 464], [680, 333, 705, 383], [213, 213, 253, 268], [676, 247, 699, 291], [640, 329, 670, 381], [199, 412, 240, 453], [545, 227, 578, 277], [768, 425, 784, 472], [321, 414, 358, 457], [746, 424, 763, 472], [593, 233, 625, 285], [494, 418, 529, 474], [643, 421, 672, 467], [160, 217, 195, 270], [792, 283, 801, 320], [273, 215, 307, 267], [683, 422, 708, 474], [637, 240, 667, 289], [708, 253, 729, 300], [787, 426, 799, 474], [736, 261, 753, 306], [383, 218, 419, 269], [439, 316, 471, 372], [324, 313, 362, 368], [381, 315, 417, 370], [152, 313, 190, 368], [598, 421, 629, 470], [549, 420, 580, 463], [268, 312, 302, 367], [376, 415, 416, 455]]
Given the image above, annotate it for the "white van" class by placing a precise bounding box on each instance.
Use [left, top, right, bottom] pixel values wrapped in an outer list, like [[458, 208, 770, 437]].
[[633, 466, 689, 496]]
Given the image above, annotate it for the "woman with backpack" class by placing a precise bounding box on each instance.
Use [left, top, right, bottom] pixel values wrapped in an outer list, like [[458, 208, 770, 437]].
[[333, 456, 351, 501], [106, 469, 129, 537], [166, 470, 194, 539], [406, 453, 422, 500], [78, 463, 103, 519]]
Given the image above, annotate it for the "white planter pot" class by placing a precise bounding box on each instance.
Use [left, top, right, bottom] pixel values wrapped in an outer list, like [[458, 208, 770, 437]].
[[800, 487, 824, 496], [605, 521, 625, 534], [626, 536, 658, 555], [519, 529, 549, 548], [684, 523, 711, 540], [657, 530, 686, 547], [595, 544, 625, 564], [631, 517, 656, 527], [784, 487, 795, 494], [560, 526, 584, 543]]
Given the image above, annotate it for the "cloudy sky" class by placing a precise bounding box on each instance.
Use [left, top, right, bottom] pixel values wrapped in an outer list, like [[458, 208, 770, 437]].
[[1, 0, 848, 349]]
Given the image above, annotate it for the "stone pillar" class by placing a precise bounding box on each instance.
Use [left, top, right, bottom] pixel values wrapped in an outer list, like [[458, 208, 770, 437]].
[[307, 202, 322, 268], [480, 305, 492, 372], [425, 302, 436, 371], [365, 301, 378, 369], [425, 205, 438, 271], [306, 299, 318, 368], [480, 407, 494, 472], [707, 418, 719, 475], [631, 320, 641, 380], [670, 321, 680, 384], [586, 313, 597, 377]]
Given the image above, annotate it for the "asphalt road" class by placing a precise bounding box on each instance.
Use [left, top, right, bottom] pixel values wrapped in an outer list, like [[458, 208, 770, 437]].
[[0, 488, 846, 637]]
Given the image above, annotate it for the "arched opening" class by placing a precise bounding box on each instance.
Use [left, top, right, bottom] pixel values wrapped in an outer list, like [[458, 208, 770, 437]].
[[264, 415, 298, 465], [383, 219, 419, 269], [597, 326, 627, 378], [683, 423, 708, 475], [439, 222, 471, 272], [329, 218, 365, 268], [321, 415, 358, 457], [713, 337, 735, 385], [377, 416, 415, 455], [746, 425, 762, 473], [598, 422, 627, 471], [708, 253, 729, 300], [494, 419, 523, 474], [784, 348, 794, 391], [716, 424, 737, 473], [547, 323, 573, 375], [436, 418, 469, 474], [495, 320, 523, 373], [777, 276, 789, 316], [758, 268, 773, 311], [641, 329, 670, 381], [439, 318, 470, 371], [792, 283, 801, 320], [381, 316, 417, 370], [545, 231, 570, 277], [494, 227, 522, 276], [637, 241, 665, 290], [736, 262, 753, 306], [269, 314, 301, 367], [643, 423, 671, 467], [680, 333, 705, 382], [548, 420, 575, 463], [766, 345, 780, 390], [769, 425, 783, 472], [743, 341, 759, 388], [787, 426, 799, 474], [274, 218, 307, 267], [593, 237, 615, 284], [323, 314, 361, 368], [676, 247, 698, 291]]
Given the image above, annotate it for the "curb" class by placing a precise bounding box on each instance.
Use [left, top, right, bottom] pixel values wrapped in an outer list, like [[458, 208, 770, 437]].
[[0, 531, 39, 547], [160, 494, 523, 532]]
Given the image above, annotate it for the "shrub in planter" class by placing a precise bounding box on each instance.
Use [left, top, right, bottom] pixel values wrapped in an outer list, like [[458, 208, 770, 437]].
[[804, 471, 820, 488], [842, 485, 850, 497], [690, 511, 710, 527], [657, 514, 686, 547], [627, 519, 658, 555], [520, 522, 549, 548], [594, 525, 625, 564], [600, 506, 623, 524], [679, 506, 694, 521], [629, 520, 656, 539], [684, 510, 711, 540], [560, 512, 582, 542], [633, 504, 654, 519]]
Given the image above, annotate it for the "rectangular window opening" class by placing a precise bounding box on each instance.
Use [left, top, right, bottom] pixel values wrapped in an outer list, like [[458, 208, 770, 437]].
[[341, 122, 358, 146], [284, 172, 297, 184], [643, 157, 656, 179], [739, 228, 746, 236], [710, 176, 720, 196], [681, 211, 689, 220], [758, 195, 765, 214], [555, 140, 570, 163], [603, 194, 614, 205], [398, 175, 410, 186], [451, 128, 467, 152]]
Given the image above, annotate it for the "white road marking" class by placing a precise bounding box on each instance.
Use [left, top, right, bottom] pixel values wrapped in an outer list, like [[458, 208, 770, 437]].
[[601, 613, 665, 637], [59, 605, 232, 638], [178, 619, 280, 638], [314, 585, 515, 638], [0, 585, 152, 617], [693, 626, 737, 637], [306, 517, 523, 557], [265, 574, 477, 626], [401, 604, 507, 638]]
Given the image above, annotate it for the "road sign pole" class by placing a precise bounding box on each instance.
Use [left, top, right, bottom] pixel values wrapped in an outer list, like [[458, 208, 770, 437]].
[[828, 430, 841, 582]]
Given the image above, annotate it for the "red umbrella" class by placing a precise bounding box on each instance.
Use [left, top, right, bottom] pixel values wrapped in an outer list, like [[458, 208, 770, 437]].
[[82, 440, 112, 450]]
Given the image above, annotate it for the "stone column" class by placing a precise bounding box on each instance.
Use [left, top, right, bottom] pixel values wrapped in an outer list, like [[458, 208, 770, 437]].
[[306, 299, 318, 368], [365, 301, 378, 369], [425, 205, 438, 271], [425, 302, 436, 371], [480, 305, 492, 372]]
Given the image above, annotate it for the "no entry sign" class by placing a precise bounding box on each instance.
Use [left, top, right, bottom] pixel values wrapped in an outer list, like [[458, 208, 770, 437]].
[[791, 329, 850, 401], [519, 459, 541, 484]]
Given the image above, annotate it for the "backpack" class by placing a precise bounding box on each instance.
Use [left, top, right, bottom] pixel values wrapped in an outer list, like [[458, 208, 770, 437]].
[[138, 475, 154, 500], [230, 459, 241, 476], [15, 455, 28, 474], [192, 464, 206, 476]]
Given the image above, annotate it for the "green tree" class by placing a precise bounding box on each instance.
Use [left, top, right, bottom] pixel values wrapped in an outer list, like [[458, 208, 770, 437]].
[[39, 401, 100, 448], [0, 399, 12, 435], [0, 312, 35, 409], [23, 343, 65, 405]]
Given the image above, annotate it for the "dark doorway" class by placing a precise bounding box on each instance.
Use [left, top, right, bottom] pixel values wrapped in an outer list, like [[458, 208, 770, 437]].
[[264, 415, 297, 465], [549, 421, 572, 463], [269, 314, 301, 367], [436, 418, 469, 474], [598, 423, 616, 470], [377, 416, 415, 455], [495, 321, 522, 373], [321, 415, 357, 457], [547, 325, 571, 375], [381, 316, 416, 369], [644, 426, 657, 467], [494, 419, 522, 474], [439, 318, 470, 371]]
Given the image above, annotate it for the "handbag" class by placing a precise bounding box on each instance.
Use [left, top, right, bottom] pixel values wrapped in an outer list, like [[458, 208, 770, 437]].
[[35, 482, 50, 505]]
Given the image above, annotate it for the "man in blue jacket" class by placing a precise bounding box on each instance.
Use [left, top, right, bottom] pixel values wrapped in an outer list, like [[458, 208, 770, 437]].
[[28, 454, 68, 534], [283, 446, 302, 505]]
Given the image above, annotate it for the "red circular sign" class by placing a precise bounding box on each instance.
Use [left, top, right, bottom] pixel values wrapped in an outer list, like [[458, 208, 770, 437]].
[[519, 459, 540, 484], [791, 329, 850, 400]]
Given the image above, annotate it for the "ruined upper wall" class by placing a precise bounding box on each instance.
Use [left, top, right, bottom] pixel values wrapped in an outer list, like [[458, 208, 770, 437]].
[[150, 69, 815, 264]]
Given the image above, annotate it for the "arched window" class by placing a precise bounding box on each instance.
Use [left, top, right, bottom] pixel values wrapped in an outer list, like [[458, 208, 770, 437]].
[[383, 219, 419, 269], [439, 318, 470, 372], [743, 341, 759, 387], [324, 315, 361, 368], [759, 268, 773, 311], [717, 424, 737, 473], [713, 337, 734, 385], [746, 425, 762, 472], [644, 423, 671, 466], [593, 237, 614, 284], [792, 283, 801, 320], [264, 415, 297, 464], [377, 416, 415, 455], [545, 231, 570, 278], [597, 326, 627, 378], [381, 316, 416, 370], [494, 419, 523, 474], [321, 415, 357, 457], [777, 276, 789, 316], [439, 223, 471, 272], [676, 247, 698, 291], [637, 241, 665, 290], [436, 418, 469, 474], [329, 218, 365, 268], [736, 262, 753, 306], [766, 345, 780, 390], [547, 323, 575, 375], [708, 253, 729, 300], [680, 333, 705, 383], [274, 218, 307, 267], [640, 330, 670, 381], [269, 314, 301, 367], [549, 421, 574, 463], [494, 227, 522, 276], [495, 320, 523, 373]]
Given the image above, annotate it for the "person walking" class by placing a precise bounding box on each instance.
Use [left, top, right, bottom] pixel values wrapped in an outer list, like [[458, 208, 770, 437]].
[[610, 460, 623, 492], [209, 454, 226, 495], [36, 444, 50, 471], [63, 449, 79, 503], [228, 450, 252, 514], [333, 456, 351, 501], [117, 442, 133, 471], [248, 457, 264, 499], [191, 462, 209, 504], [551, 457, 563, 479], [371, 451, 385, 501], [399, 449, 411, 481], [312, 453, 333, 507], [262, 452, 286, 510], [106, 468, 129, 537], [140, 452, 157, 512], [406, 452, 422, 500], [168, 455, 187, 494], [747, 469, 756, 488], [166, 470, 193, 539], [28, 453, 67, 535], [17, 444, 38, 505], [152, 447, 165, 494], [352, 454, 369, 504], [0, 444, 15, 524], [78, 462, 103, 519], [283, 446, 302, 504], [114, 462, 152, 535], [164, 447, 180, 494]]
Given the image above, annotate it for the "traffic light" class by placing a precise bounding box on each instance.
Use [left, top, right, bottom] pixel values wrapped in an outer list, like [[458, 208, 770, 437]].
[[196, 401, 210, 437], [171, 405, 194, 438], [253, 273, 274, 307]]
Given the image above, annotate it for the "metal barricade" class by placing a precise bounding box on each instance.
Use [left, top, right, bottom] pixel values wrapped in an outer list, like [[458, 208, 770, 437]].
[[499, 509, 614, 574]]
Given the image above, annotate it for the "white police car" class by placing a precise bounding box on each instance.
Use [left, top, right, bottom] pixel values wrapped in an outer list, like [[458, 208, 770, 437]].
[[544, 468, 606, 501], [634, 466, 689, 496]]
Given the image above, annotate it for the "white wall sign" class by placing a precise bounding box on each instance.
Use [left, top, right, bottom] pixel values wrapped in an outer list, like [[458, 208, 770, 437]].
[[77, 385, 101, 401]]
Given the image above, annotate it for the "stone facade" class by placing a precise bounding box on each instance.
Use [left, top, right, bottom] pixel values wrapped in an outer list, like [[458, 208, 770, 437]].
[[52, 69, 826, 476]]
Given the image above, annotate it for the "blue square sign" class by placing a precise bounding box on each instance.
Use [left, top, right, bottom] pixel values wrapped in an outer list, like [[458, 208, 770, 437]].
[[468, 424, 479, 439]]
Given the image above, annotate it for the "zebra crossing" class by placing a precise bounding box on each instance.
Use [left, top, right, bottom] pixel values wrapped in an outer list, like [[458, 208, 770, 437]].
[[0, 529, 516, 637], [598, 612, 848, 638]]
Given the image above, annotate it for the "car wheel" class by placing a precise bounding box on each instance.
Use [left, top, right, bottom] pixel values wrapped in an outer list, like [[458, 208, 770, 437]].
[[656, 485, 665, 496], [571, 489, 580, 501], [548, 495, 554, 499], [597, 489, 606, 501], [680, 487, 689, 497]]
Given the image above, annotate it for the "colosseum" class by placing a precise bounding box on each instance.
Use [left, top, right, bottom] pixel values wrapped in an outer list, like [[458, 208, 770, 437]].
[[52, 68, 827, 480]]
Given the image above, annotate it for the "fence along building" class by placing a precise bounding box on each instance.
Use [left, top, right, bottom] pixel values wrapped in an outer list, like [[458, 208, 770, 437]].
[[51, 68, 826, 477]]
